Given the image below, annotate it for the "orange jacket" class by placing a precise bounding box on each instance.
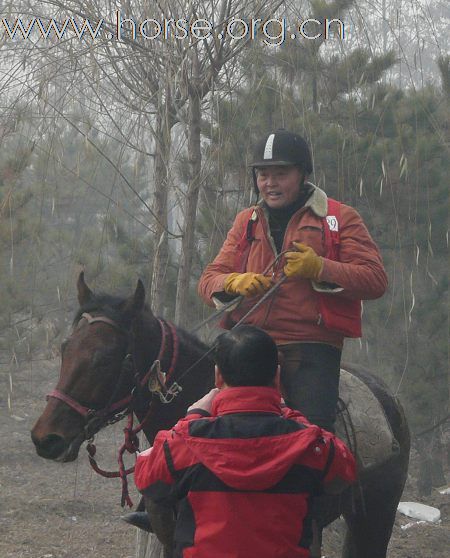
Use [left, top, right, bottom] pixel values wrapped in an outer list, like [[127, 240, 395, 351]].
[[198, 186, 387, 347]]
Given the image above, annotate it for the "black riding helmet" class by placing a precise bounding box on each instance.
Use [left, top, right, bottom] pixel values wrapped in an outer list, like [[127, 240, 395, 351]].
[[250, 129, 313, 197], [251, 129, 313, 172]]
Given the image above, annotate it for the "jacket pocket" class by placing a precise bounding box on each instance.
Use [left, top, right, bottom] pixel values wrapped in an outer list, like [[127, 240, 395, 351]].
[[292, 225, 325, 256], [318, 293, 362, 338]]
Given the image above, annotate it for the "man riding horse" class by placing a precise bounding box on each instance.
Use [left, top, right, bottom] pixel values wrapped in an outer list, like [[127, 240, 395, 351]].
[[198, 128, 388, 434], [123, 128, 389, 554]]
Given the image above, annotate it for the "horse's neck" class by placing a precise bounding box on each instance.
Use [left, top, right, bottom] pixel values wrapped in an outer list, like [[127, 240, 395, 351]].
[[171, 327, 212, 372], [128, 311, 161, 406], [134, 315, 214, 444]]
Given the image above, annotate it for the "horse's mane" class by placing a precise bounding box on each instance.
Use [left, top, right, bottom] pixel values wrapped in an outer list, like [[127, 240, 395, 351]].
[[174, 324, 210, 354]]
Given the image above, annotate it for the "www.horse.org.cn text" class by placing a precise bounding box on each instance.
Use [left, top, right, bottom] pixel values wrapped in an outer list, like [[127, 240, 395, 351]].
[[1, 13, 346, 47]]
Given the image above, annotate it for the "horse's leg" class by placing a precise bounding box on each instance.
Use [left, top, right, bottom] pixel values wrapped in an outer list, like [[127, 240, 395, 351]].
[[342, 484, 400, 558], [310, 494, 341, 558], [309, 521, 323, 558]]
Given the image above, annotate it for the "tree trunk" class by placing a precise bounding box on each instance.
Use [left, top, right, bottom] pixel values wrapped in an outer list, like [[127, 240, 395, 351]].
[[431, 429, 447, 488], [312, 75, 318, 113], [417, 436, 433, 496], [175, 50, 202, 327], [135, 530, 164, 558], [150, 87, 173, 316], [201, 161, 226, 267]]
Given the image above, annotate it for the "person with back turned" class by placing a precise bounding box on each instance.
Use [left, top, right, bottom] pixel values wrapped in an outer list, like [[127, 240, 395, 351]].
[[134, 325, 356, 558]]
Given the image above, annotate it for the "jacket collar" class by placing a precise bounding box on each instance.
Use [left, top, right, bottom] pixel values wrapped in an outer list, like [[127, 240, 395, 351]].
[[303, 182, 328, 217], [211, 386, 283, 416], [257, 182, 328, 218]]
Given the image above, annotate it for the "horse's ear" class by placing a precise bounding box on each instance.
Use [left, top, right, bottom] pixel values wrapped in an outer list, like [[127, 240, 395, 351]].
[[77, 271, 93, 306], [124, 279, 147, 315]]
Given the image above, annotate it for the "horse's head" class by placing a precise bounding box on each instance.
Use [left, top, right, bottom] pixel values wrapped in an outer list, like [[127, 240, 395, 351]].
[[31, 272, 154, 462]]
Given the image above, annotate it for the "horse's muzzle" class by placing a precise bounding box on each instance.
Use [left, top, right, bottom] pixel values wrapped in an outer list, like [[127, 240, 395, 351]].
[[31, 432, 80, 462]]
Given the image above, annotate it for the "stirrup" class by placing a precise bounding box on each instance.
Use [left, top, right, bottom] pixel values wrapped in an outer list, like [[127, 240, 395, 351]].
[[121, 511, 152, 532]]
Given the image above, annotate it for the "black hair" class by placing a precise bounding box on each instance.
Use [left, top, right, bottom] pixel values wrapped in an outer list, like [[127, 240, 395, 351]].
[[213, 325, 278, 387]]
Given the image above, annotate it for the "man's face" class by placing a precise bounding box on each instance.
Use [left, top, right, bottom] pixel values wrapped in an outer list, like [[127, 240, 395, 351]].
[[255, 165, 304, 209]]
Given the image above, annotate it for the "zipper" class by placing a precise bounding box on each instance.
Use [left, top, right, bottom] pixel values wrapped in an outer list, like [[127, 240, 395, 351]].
[[258, 205, 278, 260], [280, 206, 307, 253], [259, 204, 308, 277]]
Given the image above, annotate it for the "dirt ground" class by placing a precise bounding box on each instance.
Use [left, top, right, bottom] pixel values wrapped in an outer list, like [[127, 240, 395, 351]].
[[1, 359, 448, 558]]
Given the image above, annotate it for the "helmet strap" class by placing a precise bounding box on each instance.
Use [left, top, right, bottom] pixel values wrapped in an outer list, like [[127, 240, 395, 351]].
[[252, 167, 259, 198]]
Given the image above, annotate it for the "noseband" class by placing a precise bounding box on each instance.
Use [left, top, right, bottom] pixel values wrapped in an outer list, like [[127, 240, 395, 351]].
[[46, 312, 180, 437]]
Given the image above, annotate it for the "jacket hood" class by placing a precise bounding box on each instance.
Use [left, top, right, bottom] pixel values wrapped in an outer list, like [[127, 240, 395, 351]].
[[175, 387, 322, 491]]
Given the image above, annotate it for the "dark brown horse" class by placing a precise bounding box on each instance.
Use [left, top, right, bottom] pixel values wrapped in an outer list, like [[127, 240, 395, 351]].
[[31, 274, 410, 558]]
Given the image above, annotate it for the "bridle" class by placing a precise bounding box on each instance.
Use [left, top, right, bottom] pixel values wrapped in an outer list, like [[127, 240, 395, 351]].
[[47, 312, 180, 427], [46, 311, 181, 506]]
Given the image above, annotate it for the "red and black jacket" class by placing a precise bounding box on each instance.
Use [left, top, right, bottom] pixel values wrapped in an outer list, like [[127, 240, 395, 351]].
[[135, 387, 356, 558]]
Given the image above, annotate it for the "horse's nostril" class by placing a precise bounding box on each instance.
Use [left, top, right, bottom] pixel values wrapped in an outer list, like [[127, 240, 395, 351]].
[[32, 433, 67, 460]]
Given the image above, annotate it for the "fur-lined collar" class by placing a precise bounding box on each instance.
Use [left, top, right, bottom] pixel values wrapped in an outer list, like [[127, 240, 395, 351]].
[[303, 182, 328, 217]]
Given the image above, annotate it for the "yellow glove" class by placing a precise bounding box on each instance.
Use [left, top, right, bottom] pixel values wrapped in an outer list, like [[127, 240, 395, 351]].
[[223, 272, 272, 297], [284, 242, 323, 280]]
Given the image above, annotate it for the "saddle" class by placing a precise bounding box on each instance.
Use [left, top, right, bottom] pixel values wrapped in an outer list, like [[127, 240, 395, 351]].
[[336, 369, 400, 471]]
